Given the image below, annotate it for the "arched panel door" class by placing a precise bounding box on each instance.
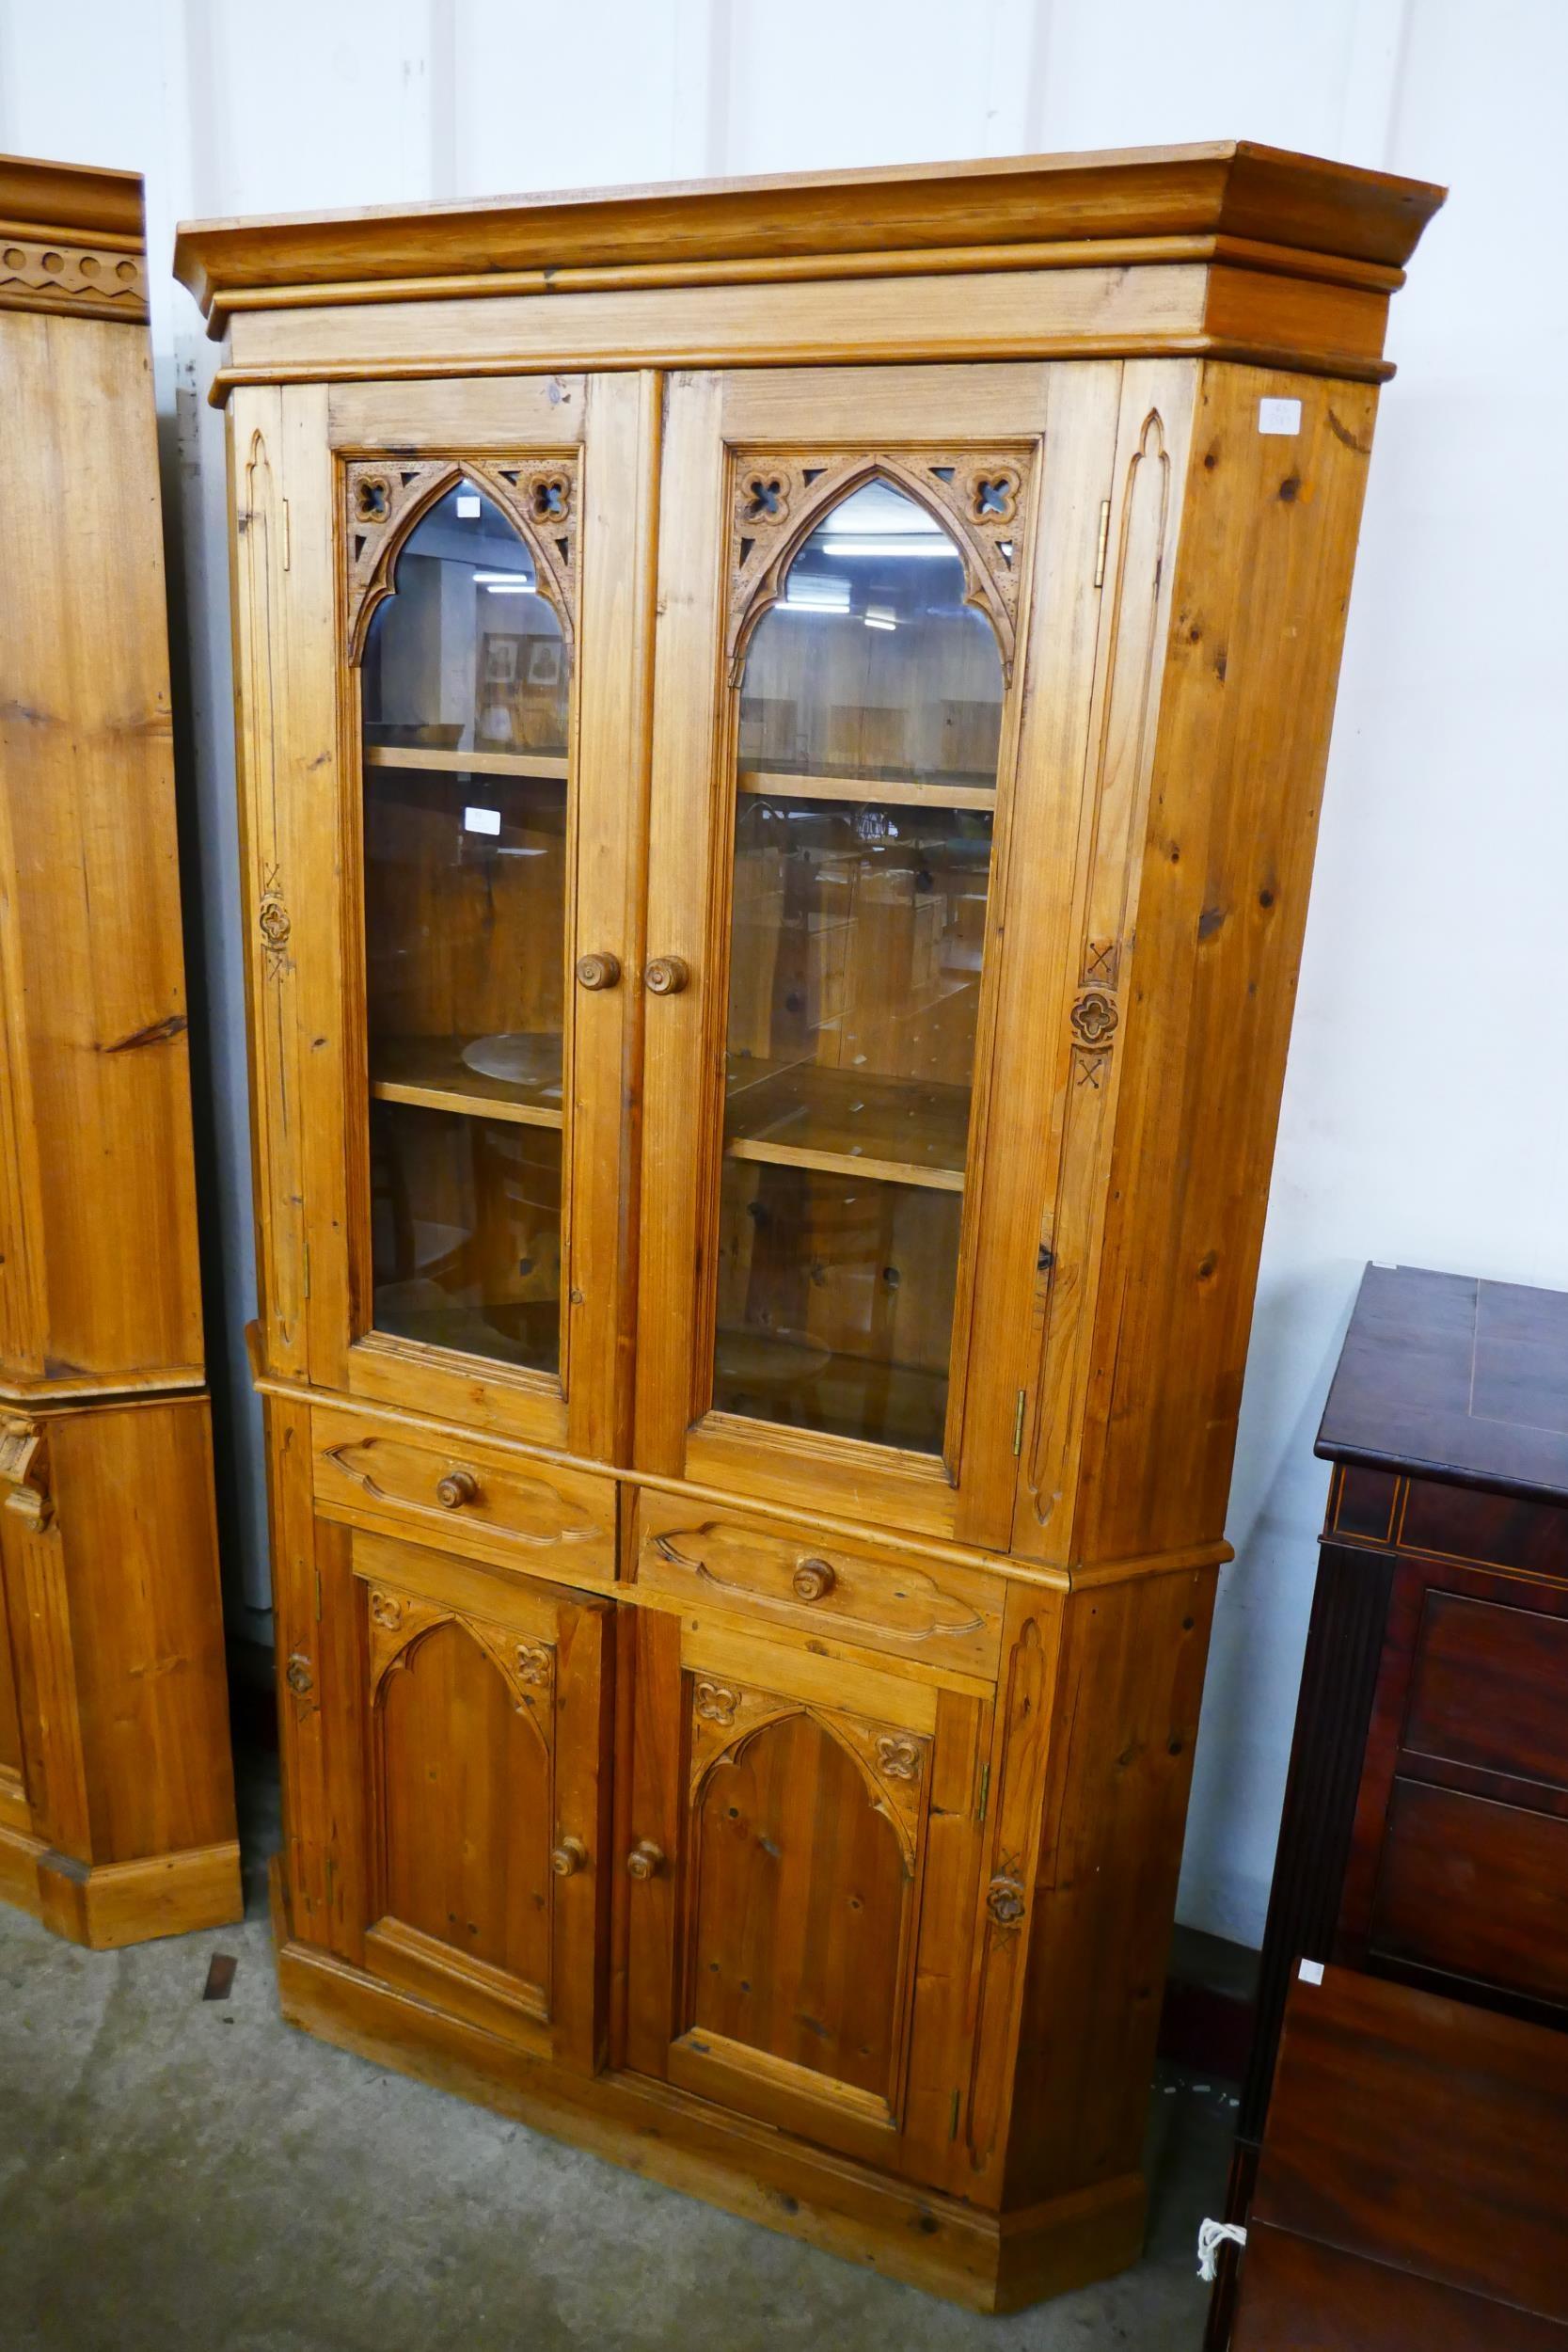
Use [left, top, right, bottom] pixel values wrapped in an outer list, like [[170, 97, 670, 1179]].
[[636, 365, 1125, 1550], [623, 1603, 994, 2182], [351, 1532, 612, 2070]]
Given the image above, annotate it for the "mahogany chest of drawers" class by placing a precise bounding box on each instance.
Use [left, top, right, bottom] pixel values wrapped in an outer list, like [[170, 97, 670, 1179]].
[[1212, 1261, 1568, 2341]]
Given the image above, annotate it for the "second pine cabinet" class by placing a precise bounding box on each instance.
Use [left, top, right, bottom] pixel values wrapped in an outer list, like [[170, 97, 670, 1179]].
[[177, 139, 1442, 2311]]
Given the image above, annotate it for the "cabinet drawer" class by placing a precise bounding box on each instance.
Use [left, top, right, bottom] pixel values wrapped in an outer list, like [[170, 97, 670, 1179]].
[[1406, 1590, 1568, 1791], [632, 1491, 1004, 1677], [1370, 1777, 1568, 2011], [311, 1406, 617, 1584]]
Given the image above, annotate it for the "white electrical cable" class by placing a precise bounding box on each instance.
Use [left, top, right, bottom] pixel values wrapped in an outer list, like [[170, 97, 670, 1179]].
[[1196, 2218, 1247, 2282]]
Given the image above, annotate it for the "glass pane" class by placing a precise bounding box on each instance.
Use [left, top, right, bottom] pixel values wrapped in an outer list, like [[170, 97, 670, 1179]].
[[360, 481, 570, 1374], [716, 480, 1002, 1454]]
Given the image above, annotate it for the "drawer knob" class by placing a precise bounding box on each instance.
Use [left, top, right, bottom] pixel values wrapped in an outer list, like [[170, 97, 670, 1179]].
[[550, 1836, 588, 1879], [576, 951, 621, 992], [436, 1468, 479, 1510], [644, 955, 689, 996], [792, 1556, 836, 1602], [626, 1838, 665, 1882]]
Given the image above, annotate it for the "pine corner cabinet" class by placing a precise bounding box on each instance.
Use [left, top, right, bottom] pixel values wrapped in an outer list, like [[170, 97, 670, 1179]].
[[176, 141, 1442, 2311], [0, 155, 242, 1947]]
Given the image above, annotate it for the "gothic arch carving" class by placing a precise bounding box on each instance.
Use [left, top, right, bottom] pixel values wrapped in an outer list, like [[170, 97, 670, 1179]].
[[724, 446, 1034, 687], [366, 1592, 554, 1751], [343, 453, 578, 662], [688, 1691, 927, 1866]]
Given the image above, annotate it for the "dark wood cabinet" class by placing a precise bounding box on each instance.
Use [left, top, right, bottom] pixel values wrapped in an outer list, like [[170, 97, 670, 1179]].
[[1212, 1262, 1568, 2343], [1229, 1963, 1568, 2349]]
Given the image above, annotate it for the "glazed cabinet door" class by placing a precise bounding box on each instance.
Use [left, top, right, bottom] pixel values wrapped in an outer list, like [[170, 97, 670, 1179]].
[[230, 374, 657, 1460], [635, 364, 1124, 1549], [337, 1526, 612, 2068], [623, 1604, 992, 2182]]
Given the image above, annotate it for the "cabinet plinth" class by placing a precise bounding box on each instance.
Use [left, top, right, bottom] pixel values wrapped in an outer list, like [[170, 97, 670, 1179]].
[[180, 139, 1440, 2309], [0, 154, 241, 1947]]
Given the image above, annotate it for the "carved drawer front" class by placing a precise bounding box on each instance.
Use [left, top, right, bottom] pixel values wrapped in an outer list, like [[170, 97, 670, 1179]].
[[632, 1492, 1004, 1677], [311, 1406, 616, 1584]]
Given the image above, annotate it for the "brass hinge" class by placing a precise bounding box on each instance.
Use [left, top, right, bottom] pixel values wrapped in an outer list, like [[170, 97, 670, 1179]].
[[315, 1565, 323, 1624], [1093, 498, 1111, 589], [301, 1237, 310, 1300], [948, 2089, 960, 2141], [1012, 1389, 1026, 1455], [976, 1761, 990, 1825], [280, 496, 292, 572]]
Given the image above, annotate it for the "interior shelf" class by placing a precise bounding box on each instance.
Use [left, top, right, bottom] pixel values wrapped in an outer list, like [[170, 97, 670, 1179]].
[[370, 1034, 564, 1128], [724, 1058, 970, 1192], [365, 744, 569, 780], [736, 768, 994, 813], [712, 1327, 949, 1454]]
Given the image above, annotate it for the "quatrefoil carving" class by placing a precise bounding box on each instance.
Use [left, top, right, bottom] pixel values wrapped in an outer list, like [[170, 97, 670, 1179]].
[[1069, 990, 1120, 1048], [694, 1678, 740, 1726], [353, 474, 391, 522], [971, 469, 1022, 524], [742, 472, 787, 522], [530, 471, 571, 523], [875, 1734, 923, 1784], [368, 1590, 404, 1631], [514, 1641, 553, 1687]]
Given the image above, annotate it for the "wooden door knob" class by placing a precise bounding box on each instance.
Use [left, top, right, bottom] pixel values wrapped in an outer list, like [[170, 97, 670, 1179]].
[[644, 956, 689, 996], [576, 952, 621, 991], [792, 1557, 836, 1602], [550, 1836, 589, 1878], [626, 1838, 665, 1881], [436, 1468, 479, 1509]]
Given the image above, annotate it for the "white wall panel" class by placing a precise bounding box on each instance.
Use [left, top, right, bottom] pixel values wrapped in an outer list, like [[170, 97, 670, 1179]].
[[1, 0, 1561, 1944]]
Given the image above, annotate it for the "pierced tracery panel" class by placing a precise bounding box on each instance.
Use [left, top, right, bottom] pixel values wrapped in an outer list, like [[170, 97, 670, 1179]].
[[724, 446, 1035, 684], [344, 453, 579, 660]]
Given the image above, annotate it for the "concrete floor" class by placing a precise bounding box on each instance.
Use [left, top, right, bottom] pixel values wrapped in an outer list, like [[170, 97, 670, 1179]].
[[0, 1751, 1234, 2351]]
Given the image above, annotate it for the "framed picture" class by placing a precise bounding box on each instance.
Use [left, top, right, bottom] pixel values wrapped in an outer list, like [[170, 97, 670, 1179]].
[[526, 637, 562, 688], [483, 633, 520, 684]]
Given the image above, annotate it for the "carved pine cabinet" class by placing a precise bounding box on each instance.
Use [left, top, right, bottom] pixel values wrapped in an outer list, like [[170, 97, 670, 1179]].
[[177, 143, 1441, 2309], [0, 156, 241, 1947]]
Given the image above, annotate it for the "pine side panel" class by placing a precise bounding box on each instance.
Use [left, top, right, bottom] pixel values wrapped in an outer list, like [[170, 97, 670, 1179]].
[[46, 1399, 235, 1862], [0, 312, 201, 1386], [1013, 361, 1197, 1565], [949, 362, 1123, 1553], [1075, 366, 1380, 1565], [229, 388, 311, 1380], [1004, 1562, 1216, 2201]]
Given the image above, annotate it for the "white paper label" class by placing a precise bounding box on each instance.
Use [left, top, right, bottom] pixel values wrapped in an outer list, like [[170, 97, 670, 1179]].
[[1298, 1958, 1325, 1985], [464, 804, 501, 836], [1258, 397, 1302, 436], [455, 491, 482, 518]]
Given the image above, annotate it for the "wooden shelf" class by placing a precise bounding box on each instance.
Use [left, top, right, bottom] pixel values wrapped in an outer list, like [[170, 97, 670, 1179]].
[[737, 769, 994, 813], [370, 1034, 564, 1128], [724, 1058, 969, 1192], [713, 1327, 948, 1454], [365, 745, 569, 780]]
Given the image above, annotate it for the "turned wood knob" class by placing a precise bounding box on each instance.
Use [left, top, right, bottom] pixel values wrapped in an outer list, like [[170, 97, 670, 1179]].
[[626, 1838, 665, 1882], [550, 1836, 588, 1878], [436, 1468, 479, 1509], [644, 956, 689, 996], [575, 951, 621, 992], [792, 1557, 836, 1602]]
